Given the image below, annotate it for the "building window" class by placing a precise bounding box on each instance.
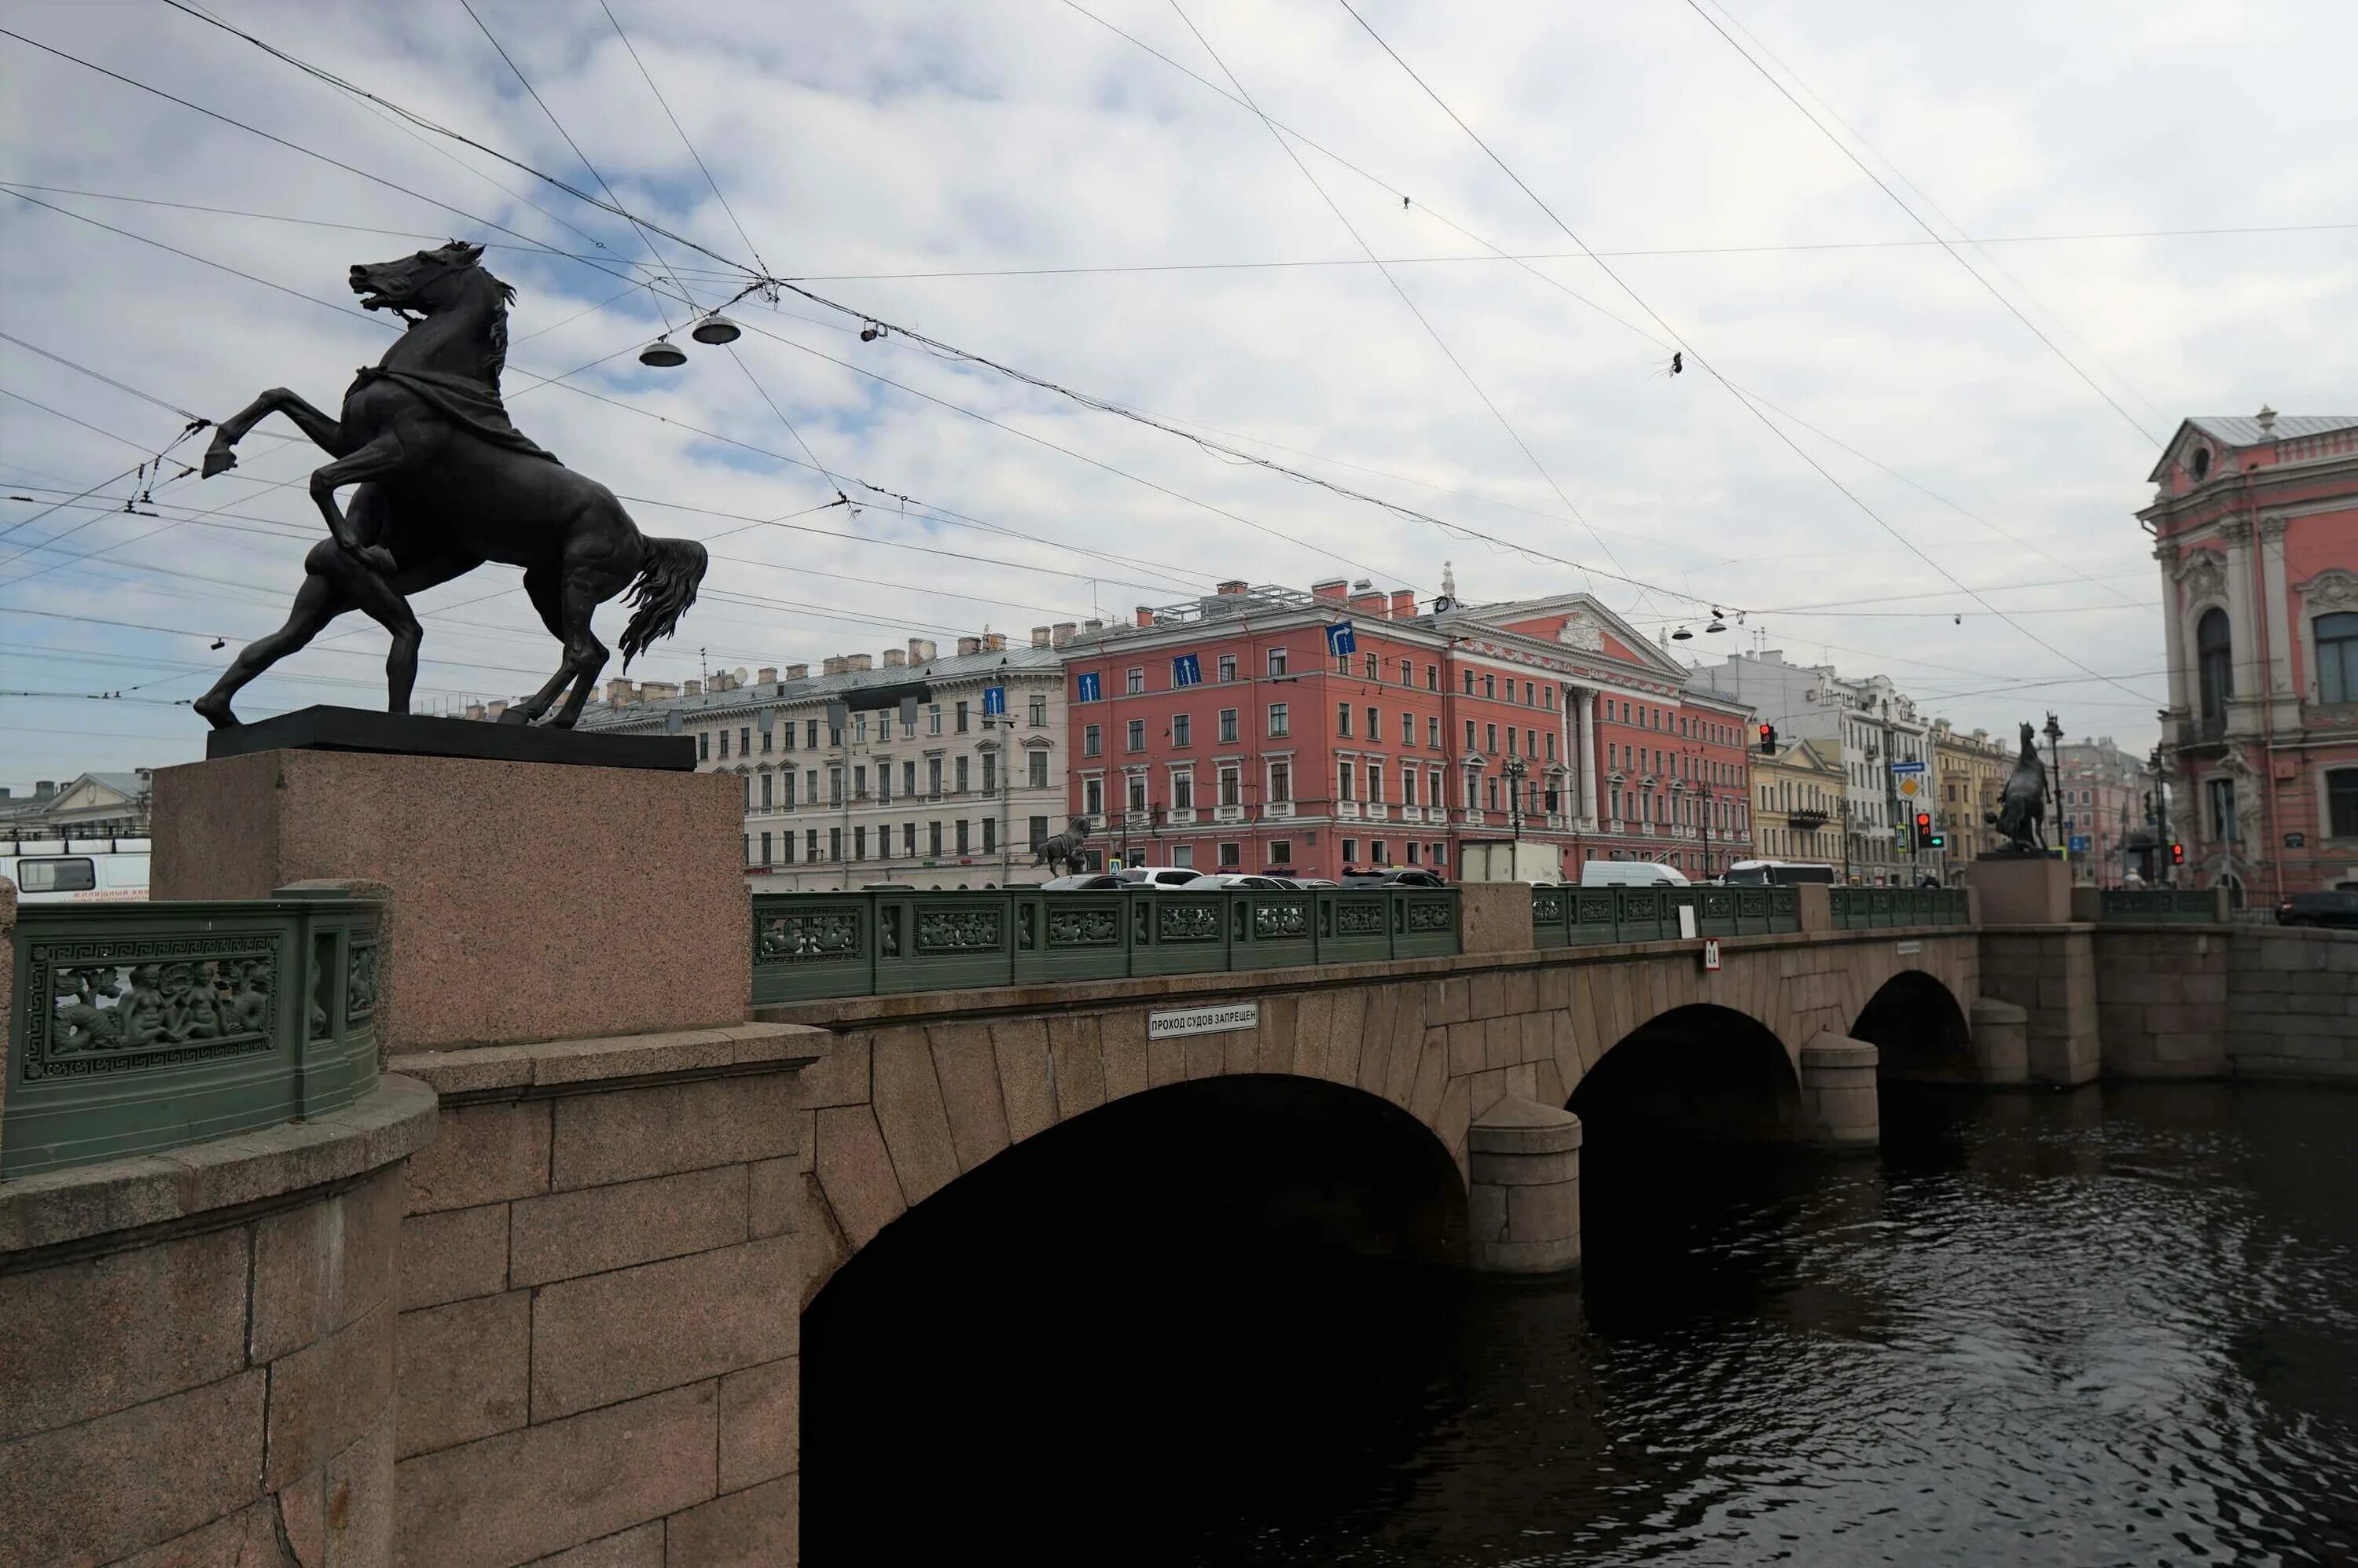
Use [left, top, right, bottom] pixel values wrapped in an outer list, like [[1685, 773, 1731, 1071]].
[[762, 726, 774, 754], [927, 707, 942, 736], [718, 731, 731, 760], [1366, 706, 1379, 740], [1218, 765, 1242, 807], [956, 701, 970, 733], [1464, 670, 1475, 696], [782, 832, 795, 864], [760, 773, 773, 810], [1464, 719, 1476, 752], [1337, 703, 1353, 737], [1486, 723, 1499, 754], [1484, 675, 1497, 700], [1403, 770, 1418, 806], [983, 818, 997, 853], [2318, 612, 2358, 705], [1338, 761, 1356, 801], [1083, 778, 1104, 817], [1173, 714, 1192, 747], [2206, 777, 2235, 843], [928, 821, 944, 856], [1269, 761, 1292, 803], [2197, 608, 2233, 720], [956, 756, 971, 794], [1342, 838, 1359, 865], [1368, 764, 1384, 803], [828, 827, 843, 862], [1268, 647, 1287, 678], [1401, 712, 1414, 746], [1268, 703, 1289, 737], [1219, 709, 1239, 744], [981, 752, 997, 795], [806, 829, 820, 861], [1029, 815, 1049, 849], [956, 820, 971, 854], [699, 732, 711, 761], [1127, 718, 1146, 752], [1218, 842, 1240, 868], [1084, 725, 1102, 758], [927, 757, 942, 797], [2329, 769, 2358, 839], [1269, 839, 1292, 865], [1370, 840, 1387, 865], [758, 831, 772, 865], [1218, 654, 1238, 683], [1486, 777, 1500, 812], [1029, 694, 1047, 726], [1128, 774, 1148, 813], [1173, 771, 1195, 810], [828, 767, 844, 807], [1428, 716, 1441, 749], [1424, 664, 1438, 691], [853, 825, 866, 861], [1174, 844, 1196, 868], [1126, 667, 1145, 695], [1428, 769, 1442, 807], [1029, 751, 1049, 789]]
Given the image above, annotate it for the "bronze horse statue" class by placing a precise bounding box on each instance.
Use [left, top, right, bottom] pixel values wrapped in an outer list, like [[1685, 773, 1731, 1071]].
[[195, 241, 707, 729], [1987, 722, 2050, 854]]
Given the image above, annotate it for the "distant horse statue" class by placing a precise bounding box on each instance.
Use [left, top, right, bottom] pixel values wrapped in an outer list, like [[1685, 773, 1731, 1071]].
[[1032, 816, 1096, 876], [194, 241, 707, 729], [1986, 722, 2049, 854]]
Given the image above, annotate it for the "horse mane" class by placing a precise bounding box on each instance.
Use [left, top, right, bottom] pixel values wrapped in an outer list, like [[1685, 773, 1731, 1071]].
[[464, 263, 519, 387]]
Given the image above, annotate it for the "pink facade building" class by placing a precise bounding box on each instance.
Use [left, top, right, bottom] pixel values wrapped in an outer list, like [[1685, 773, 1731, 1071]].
[[2145, 410, 2358, 900], [1060, 575, 1754, 879]]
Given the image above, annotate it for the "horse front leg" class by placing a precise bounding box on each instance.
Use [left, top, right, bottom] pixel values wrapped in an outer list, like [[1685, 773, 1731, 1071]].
[[306, 432, 406, 575], [202, 387, 351, 478]]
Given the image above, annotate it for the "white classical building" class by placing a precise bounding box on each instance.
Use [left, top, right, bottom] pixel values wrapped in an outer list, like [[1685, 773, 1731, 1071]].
[[578, 630, 1074, 890]]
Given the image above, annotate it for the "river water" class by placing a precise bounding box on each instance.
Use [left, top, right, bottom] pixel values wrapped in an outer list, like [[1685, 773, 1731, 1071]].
[[808, 1082, 2358, 1565]]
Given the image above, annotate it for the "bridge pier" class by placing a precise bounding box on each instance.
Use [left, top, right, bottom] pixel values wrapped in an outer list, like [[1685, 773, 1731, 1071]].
[[1465, 1097, 1582, 1275], [1798, 1034, 1880, 1148]]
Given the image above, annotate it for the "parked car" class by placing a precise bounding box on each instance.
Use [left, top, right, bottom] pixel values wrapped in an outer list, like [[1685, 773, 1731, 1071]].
[[1579, 861, 1691, 888], [2275, 890, 2358, 928], [1109, 866, 1210, 889], [1341, 868, 1448, 888], [1192, 873, 1294, 890], [1040, 873, 1127, 890]]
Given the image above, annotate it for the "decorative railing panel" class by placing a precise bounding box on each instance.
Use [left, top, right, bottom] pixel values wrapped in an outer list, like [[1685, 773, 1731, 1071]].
[[2096, 888, 2219, 924], [1828, 887, 1968, 930], [750, 887, 1463, 1004], [5, 890, 382, 1178], [1533, 884, 1801, 947]]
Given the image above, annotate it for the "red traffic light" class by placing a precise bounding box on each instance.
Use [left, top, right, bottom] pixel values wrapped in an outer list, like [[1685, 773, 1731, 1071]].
[[2170, 842, 2185, 865], [1757, 723, 1776, 755], [1915, 812, 1931, 831]]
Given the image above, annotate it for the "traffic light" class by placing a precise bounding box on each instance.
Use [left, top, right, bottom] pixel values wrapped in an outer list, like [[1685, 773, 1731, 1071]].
[[1757, 723, 1776, 755], [2170, 842, 2185, 866], [1915, 811, 1932, 850]]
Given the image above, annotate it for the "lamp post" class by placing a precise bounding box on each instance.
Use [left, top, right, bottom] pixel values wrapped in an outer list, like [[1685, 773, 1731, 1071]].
[[1503, 755, 1528, 856], [2042, 711, 2065, 861]]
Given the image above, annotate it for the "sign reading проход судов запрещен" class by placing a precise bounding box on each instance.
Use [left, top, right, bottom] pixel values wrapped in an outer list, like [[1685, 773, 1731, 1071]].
[[1147, 1001, 1262, 1039]]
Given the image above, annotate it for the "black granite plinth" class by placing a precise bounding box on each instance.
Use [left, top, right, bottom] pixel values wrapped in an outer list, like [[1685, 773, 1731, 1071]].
[[205, 706, 695, 771]]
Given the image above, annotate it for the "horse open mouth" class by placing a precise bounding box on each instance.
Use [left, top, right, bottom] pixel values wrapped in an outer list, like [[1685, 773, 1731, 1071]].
[[350, 272, 399, 310]]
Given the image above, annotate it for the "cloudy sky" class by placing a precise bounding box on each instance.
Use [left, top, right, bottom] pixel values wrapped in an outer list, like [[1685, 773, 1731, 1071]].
[[4, 0, 2353, 791]]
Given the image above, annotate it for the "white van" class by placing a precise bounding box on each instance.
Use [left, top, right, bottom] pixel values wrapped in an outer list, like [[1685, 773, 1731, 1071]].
[[1, 837, 151, 903], [1579, 860, 1691, 889]]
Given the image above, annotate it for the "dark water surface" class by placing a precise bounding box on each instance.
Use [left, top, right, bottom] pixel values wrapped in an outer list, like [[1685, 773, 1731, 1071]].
[[808, 1083, 2358, 1565]]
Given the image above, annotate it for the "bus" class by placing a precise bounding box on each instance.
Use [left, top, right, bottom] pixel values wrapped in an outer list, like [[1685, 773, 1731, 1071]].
[[1723, 858, 1837, 887], [2, 837, 151, 903]]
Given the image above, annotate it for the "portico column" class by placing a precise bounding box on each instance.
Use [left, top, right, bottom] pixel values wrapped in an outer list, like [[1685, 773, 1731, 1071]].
[[2155, 542, 2189, 722], [2259, 516, 2295, 728], [1576, 690, 1600, 831], [2219, 517, 2262, 736]]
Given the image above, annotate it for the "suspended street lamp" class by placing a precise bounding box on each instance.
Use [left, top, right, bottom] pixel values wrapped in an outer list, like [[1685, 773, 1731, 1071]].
[[691, 313, 742, 345], [637, 336, 687, 368]]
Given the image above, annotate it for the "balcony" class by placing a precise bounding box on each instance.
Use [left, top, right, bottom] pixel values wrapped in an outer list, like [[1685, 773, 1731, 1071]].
[[1262, 801, 1295, 820], [1364, 802, 1390, 821], [1398, 805, 1423, 824], [1214, 803, 1246, 823], [1166, 806, 1196, 827], [1336, 800, 1362, 819]]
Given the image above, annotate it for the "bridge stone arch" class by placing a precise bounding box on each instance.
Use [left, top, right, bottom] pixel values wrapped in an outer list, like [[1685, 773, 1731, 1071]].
[[1850, 968, 1978, 1081], [1569, 1001, 1805, 1144]]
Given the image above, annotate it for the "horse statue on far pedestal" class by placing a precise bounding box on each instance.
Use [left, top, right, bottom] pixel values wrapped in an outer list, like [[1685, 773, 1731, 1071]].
[[1986, 722, 2050, 854], [194, 241, 707, 729], [1032, 816, 1096, 876]]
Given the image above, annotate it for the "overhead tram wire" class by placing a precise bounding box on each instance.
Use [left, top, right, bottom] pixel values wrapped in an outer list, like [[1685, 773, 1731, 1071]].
[[1162, 0, 1641, 609], [1328, 0, 2161, 708], [1672, 0, 2163, 447], [1060, 0, 2139, 611], [598, 0, 773, 276]]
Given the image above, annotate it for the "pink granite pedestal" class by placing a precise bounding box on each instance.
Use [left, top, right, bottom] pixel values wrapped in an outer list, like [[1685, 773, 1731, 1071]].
[[152, 749, 748, 1052], [1966, 853, 2073, 926]]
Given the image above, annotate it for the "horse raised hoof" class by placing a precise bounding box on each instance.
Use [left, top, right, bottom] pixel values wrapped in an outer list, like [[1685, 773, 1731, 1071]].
[[200, 442, 239, 479]]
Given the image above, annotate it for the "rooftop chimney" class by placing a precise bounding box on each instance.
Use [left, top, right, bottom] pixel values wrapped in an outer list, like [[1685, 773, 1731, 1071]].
[[1350, 588, 1386, 617], [784, 663, 809, 681], [906, 638, 937, 664], [1031, 626, 1052, 648], [957, 636, 981, 656], [484, 702, 507, 722], [465, 703, 486, 722], [681, 680, 701, 697], [1134, 606, 1154, 628], [641, 681, 678, 702], [1083, 618, 1103, 633], [844, 654, 873, 673], [821, 656, 845, 677], [1390, 589, 1417, 619], [1311, 578, 1349, 602], [883, 648, 906, 669], [982, 632, 1007, 652], [1052, 622, 1076, 648], [1215, 579, 1248, 596], [757, 666, 777, 685], [2257, 403, 2278, 433]]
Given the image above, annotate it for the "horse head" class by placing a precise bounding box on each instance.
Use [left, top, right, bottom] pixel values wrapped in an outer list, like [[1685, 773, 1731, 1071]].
[[349, 241, 512, 318]]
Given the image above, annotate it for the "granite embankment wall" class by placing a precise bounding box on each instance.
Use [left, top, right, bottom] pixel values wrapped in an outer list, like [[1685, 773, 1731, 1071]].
[[2096, 924, 2358, 1081]]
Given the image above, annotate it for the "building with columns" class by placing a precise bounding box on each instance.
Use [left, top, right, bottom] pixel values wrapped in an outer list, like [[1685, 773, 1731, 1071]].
[[1751, 738, 1845, 867], [2055, 735, 2158, 887], [1059, 574, 1754, 880], [579, 633, 1071, 889], [2144, 409, 2358, 902]]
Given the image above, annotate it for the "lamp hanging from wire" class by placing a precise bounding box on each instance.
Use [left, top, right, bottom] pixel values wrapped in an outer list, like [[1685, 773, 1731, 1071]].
[[690, 313, 741, 345], [1705, 609, 1728, 633], [1671, 625, 1694, 641], [637, 336, 686, 368]]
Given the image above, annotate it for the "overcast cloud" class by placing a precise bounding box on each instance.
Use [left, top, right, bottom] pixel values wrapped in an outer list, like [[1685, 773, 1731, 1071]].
[[4, 0, 2354, 789]]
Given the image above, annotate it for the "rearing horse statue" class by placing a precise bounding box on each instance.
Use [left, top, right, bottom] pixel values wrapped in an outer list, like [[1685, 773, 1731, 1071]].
[[195, 241, 706, 729], [1988, 722, 2049, 854]]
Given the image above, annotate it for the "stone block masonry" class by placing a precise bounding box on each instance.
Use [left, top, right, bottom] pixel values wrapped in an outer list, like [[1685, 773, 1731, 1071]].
[[2224, 927, 2358, 1081], [0, 1077, 435, 1566], [387, 1023, 819, 1568]]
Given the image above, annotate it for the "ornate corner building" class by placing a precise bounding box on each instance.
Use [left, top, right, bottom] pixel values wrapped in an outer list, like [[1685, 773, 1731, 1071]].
[[2143, 410, 2358, 901]]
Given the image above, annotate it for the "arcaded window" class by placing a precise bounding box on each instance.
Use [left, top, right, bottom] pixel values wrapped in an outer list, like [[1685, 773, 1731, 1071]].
[[2316, 611, 2358, 705], [2328, 769, 2358, 839], [2197, 608, 2233, 720]]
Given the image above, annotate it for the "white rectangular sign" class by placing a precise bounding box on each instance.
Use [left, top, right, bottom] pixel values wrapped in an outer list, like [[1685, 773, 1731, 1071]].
[[1148, 1001, 1261, 1040], [1894, 939, 1923, 955], [1889, 759, 1927, 776]]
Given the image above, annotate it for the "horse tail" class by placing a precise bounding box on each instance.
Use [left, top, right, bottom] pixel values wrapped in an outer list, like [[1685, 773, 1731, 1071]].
[[618, 536, 707, 668]]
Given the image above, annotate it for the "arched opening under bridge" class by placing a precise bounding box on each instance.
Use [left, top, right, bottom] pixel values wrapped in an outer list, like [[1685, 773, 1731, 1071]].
[[804, 1074, 1466, 1561], [1851, 969, 1975, 1084]]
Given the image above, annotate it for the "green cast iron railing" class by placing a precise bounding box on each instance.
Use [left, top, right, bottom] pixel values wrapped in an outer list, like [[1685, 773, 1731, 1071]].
[[1827, 887, 1970, 930], [1531, 884, 1801, 947], [750, 885, 1461, 1005], [4, 889, 381, 1178], [2096, 888, 2220, 924]]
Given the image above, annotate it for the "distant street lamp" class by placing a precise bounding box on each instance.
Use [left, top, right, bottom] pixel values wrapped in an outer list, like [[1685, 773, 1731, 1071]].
[[1502, 755, 1528, 850]]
